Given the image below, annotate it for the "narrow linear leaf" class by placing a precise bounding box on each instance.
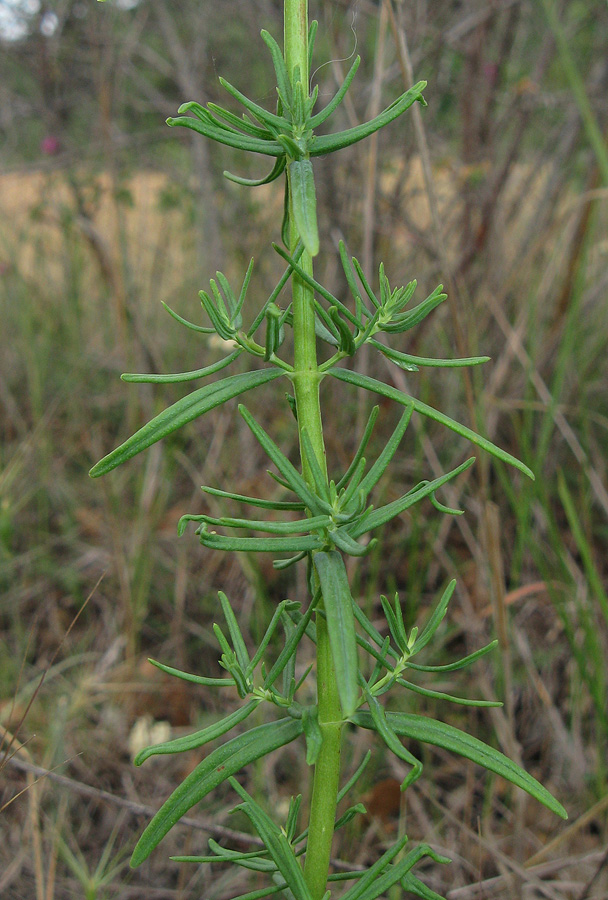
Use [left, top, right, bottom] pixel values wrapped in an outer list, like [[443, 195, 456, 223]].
[[273, 243, 360, 328], [174, 849, 275, 874], [331, 528, 376, 557], [161, 300, 215, 334], [217, 79, 290, 131], [219, 591, 250, 673], [148, 658, 235, 688], [248, 241, 305, 337], [121, 350, 241, 384], [340, 832, 409, 900], [395, 678, 502, 708], [308, 19, 318, 74], [201, 485, 304, 511], [230, 779, 313, 900], [260, 30, 292, 111], [353, 711, 568, 819], [203, 513, 330, 535], [357, 405, 413, 500], [207, 839, 274, 871], [407, 640, 498, 673], [199, 530, 322, 553], [370, 340, 490, 369], [134, 699, 261, 765], [400, 873, 447, 900], [329, 368, 534, 480], [343, 844, 446, 900], [207, 101, 274, 138], [362, 686, 422, 789], [302, 706, 323, 765], [411, 580, 456, 655], [238, 405, 326, 514], [314, 551, 359, 718], [168, 113, 283, 156], [310, 82, 427, 156], [289, 159, 320, 257], [337, 406, 379, 491], [90, 369, 283, 477], [348, 458, 475, 538], [309, 56, 361, 128], [130, 718, 303, 867], [263, 595, 317, 690]]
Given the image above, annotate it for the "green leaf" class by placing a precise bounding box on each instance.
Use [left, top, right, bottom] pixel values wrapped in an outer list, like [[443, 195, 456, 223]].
[[289, 159, 319, 257], [314, 301, 340, 345], [309, 57, 361, 128], [371, 340, 490, 369], [134, 699, 261, 765], [207, 102, 274, 138], [340, 833, 409, 900], [265, 301, 285, 360], [411, 580, 456, 655], [90, 369, 283, 477], [260, 30, 292, 112], [224, 157, 287, 188], [308, 19, 318, 74], [362, 686, 422, 789], [248, 242, 305, 337], [348, 458, 475, 538], [400, 874, 447, 900], [300, 428, 330, 502], [337, 406, 379, 491], [273, 243, 360, 328], [263, 596, 317, 690], [329, 306, 356, 356], [329, 368, 535, 480], [230, 779, 313, 900], [218, 78, 290, 132], [310, 82, 427, 156], [353, 711, 568, 819], [175, 841, 275, 873], [407, 640, 498, 673], [395, 679, 502, 708], [201, 485, 304, 511], [342, 844, 447, 900], [121, 350, 241, 384], [148, 658, 235, 688], [247, 599, 297, 676], [130, 717, 303, 867], [302, 706, 323, 765], [219, 591, 250, 672], [168, 111, 283, 156], [331, 528, 376, 557], [198, 529, 322, 554], [314, 551, 359, 718], [160, 300, 215, 334], [380, 286, 446, 334], [238, 405, 327, 514], [198, 512, 331, 535], [356, 405, 413, 500]]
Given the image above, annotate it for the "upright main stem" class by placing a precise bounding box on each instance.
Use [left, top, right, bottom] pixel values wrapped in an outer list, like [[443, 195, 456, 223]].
[[284, 3, 342, 897]]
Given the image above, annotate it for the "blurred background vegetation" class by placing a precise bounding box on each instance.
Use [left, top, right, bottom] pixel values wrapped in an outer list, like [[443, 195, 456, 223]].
[[1, 0, 607, 897]]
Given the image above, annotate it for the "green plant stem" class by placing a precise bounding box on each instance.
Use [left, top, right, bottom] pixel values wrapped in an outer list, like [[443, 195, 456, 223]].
[[284, 3, 342, 897], [304, 614, 343, 898]]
